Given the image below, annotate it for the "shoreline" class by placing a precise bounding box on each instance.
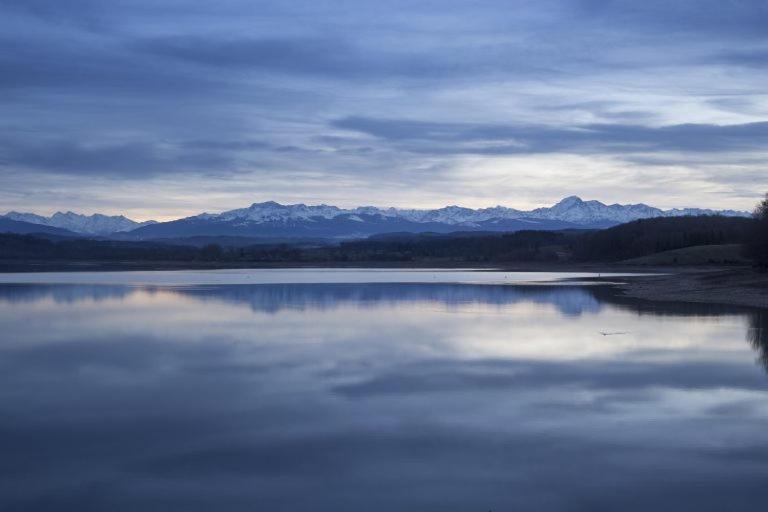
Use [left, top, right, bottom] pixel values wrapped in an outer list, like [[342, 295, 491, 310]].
[[0, 260, 765, 309], [605, 269, 768, 309], [0, 259, 720, 273]]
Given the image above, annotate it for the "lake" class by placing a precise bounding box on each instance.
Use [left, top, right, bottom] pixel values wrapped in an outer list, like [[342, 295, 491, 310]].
[[1, 270, 767, 511]]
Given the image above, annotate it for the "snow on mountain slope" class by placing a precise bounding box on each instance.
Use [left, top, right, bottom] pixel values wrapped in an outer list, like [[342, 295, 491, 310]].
[[198, 197, 747, 227], [3, 211, 156, 235], [212, 201, 344, 223], [526, 196, 664, 224], [525, 196, 747, 224], [6, 196, 750, 240]]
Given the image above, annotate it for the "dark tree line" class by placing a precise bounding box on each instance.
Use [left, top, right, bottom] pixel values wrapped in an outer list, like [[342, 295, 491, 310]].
[[573, 216, 753, 262], [0, 230, 573, 264], [0, 235, 205, 261], [316, 231, 572, 263]]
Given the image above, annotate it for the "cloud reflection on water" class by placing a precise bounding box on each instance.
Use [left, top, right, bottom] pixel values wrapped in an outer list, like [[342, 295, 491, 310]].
[[0, 280, 767, 511]]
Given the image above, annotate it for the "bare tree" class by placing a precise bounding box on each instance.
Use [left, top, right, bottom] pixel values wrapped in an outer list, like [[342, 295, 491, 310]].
[[755, 193, 768, 221], [747, 193, 768, 266]]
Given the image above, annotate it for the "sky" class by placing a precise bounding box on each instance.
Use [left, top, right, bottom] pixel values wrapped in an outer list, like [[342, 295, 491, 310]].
[[1, 0, 767, 221]]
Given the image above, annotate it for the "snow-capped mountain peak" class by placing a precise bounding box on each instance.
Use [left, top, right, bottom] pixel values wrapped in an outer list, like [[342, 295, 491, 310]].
[[202, 201, 528, 226], [553, 195, 584, 210], [5, 197, 751, 239], [213, 202, 344, 223], [527, 196, 666, 225], [4, 211, 49, 225], [2, 211, 156, 235], [196, 197, 749, 227]]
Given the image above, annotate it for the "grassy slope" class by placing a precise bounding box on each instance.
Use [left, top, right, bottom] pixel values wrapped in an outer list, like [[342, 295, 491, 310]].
[[622, 244, 749, 265]]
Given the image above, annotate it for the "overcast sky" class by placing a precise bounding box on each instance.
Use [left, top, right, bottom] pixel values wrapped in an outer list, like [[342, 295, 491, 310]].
[[2, 0, 767, 220]]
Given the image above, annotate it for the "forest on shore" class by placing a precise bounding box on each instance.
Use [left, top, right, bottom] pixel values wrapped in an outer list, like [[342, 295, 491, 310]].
[[1, 213, 766, 268]]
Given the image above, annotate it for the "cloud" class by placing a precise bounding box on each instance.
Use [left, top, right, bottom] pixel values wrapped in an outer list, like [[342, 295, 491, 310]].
[[332, 358, 767, 398], [571, 0, 768, 39], [182, 139, 270, 151], [136, 34, 566, 83], [0, 138, 251, 178], [1, 0, 768, 213], [3, 278, 768, 510], [712, 49, 768, 68], [138, 37, 376, 78], [331, 117, 768, 156]]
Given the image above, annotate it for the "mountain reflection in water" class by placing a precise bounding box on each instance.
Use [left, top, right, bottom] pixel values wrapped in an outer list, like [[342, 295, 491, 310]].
[[0, 279, 767, 512]]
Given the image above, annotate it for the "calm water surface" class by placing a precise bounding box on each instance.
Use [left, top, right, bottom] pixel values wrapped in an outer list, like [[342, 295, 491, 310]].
[[1, 270, 767, 511]]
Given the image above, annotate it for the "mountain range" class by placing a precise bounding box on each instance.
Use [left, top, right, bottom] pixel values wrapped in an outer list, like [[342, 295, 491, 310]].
[[1, 196, 750, 240], [2, 211, 156, 235]]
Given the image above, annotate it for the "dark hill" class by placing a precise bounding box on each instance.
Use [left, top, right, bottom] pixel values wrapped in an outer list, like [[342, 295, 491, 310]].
[[0, 218, 79, 237], [125, 214, 587, 240], [0, 216, 758, 268], [574, 216, 754, 262]]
